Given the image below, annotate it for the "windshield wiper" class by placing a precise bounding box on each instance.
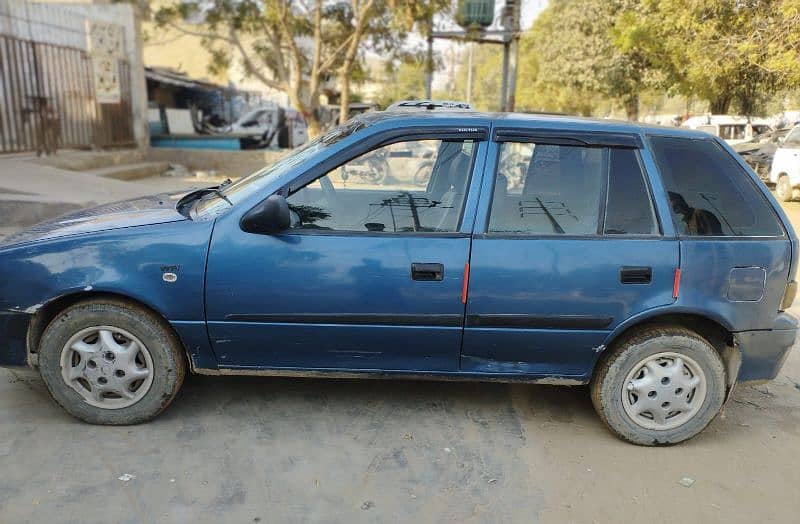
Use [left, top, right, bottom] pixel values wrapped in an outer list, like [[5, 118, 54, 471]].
[[211, 188, 233, 206]]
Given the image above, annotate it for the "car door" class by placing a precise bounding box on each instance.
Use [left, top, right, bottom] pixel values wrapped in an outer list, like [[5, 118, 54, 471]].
[[771, 127, 800, 184], [462, 129, 679, 379], [204, 130, 487, 371]]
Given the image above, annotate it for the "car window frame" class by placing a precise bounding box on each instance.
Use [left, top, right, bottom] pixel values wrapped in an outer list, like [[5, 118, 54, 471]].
[[602, 147, 663, 237], [646, 135, 787, 240], [249, 127, 488, 238], [481, 131, 662, 240]]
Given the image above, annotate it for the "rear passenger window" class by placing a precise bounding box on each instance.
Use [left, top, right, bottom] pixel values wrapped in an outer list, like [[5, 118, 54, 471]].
[[604, 149, 658, 235], [650, 136, 784, 237], [489, 143, 605, 235]]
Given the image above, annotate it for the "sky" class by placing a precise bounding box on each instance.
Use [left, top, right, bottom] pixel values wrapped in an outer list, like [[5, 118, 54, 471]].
[[521, 0, 549, 30]]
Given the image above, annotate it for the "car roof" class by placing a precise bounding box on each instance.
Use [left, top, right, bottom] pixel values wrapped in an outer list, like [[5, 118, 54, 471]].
[[356, 110, 712, 140]]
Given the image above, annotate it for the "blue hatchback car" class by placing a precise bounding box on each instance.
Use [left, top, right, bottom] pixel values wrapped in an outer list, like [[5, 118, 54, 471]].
[[0, 109, 796, 445]]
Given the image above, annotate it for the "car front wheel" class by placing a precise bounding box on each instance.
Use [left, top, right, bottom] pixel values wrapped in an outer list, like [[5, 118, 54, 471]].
[[38, 299, 186, 424], [590, 326, 726, 445]]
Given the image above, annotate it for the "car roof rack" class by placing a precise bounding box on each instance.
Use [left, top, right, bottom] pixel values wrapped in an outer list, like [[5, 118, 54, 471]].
[[386, 100, 473, 111]]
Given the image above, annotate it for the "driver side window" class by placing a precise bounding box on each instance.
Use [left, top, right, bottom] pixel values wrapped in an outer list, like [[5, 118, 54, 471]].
[[286, 139, 476, 233]]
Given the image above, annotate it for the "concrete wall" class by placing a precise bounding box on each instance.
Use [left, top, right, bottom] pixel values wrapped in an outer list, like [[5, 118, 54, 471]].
[[147, 148, 287, 178], [39, 2, 149, 150]]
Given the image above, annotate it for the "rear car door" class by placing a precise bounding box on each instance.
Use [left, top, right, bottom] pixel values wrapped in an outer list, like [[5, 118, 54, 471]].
[[204, 129, 488, 371], [462, 129, 679, 379], [648, 135, 792, 379]]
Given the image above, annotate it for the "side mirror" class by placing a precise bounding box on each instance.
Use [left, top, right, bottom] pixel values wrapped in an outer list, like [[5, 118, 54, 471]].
[[241, 194, 291, 234]]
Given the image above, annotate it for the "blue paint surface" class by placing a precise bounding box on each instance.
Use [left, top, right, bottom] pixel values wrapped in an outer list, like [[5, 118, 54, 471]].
[[0, 111, 796, 382]]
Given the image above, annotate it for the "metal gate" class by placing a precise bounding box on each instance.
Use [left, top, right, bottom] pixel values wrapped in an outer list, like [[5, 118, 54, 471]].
[[0, 34, 134, 153]]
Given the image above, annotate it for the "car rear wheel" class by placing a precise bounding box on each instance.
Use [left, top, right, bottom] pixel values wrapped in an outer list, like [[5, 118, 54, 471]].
[[38, 299, 186, 424], [776, 175, 793, 202], [590, 326, 725, 445]]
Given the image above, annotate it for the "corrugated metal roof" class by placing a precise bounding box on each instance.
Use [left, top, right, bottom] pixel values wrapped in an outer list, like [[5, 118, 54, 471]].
[[145, 67, 225, 91]]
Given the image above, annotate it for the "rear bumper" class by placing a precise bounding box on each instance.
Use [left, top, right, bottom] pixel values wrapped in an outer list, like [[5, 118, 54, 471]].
[[0, 311, 32, 368], [736, 312, 798, 382]]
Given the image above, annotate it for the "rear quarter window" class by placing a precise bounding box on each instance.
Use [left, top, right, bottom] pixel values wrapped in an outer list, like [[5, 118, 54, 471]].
[[649, 136, 785, 237]]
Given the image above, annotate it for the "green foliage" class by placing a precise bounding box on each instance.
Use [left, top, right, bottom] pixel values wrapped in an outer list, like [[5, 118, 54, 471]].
[[447, 44, 503, 111], [522, 0, 654, 119], [629, 0, 792, 114], [374, 57, 429, 108], [506, 0, 800, 118], [153, 1, 452, 132]]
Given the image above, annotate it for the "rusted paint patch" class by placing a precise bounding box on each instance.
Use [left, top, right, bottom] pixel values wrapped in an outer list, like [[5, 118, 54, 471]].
[[6, 304, 43, 314]]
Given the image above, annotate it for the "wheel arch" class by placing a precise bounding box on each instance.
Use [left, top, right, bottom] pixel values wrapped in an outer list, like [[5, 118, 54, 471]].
[[27, 291, 184, 360], [597, 309, 740, 396]]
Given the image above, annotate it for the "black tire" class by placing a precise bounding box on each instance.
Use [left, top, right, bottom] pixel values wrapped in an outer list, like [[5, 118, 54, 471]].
[[776, 175, 793, 202], [590, 326, 726, 446], [38, 299, 186, 425]]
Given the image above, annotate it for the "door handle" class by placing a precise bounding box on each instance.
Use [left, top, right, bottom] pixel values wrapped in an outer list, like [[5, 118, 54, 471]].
[[412, 263, 444, 281], [620, 266, 652, 284]]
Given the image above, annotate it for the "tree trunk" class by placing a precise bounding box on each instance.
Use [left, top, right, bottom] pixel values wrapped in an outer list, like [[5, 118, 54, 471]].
[[306, 113, 322, 138], [708, 94, 732, 115], [338, 0, 374, 125], [339, 73, 351, 125], [735, 93, 757, 116], [306, 0, 323, 138], [623, 94, 639, 122]]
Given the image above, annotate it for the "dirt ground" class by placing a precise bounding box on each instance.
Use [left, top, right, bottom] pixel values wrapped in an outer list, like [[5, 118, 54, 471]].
[[1, 203, 800, 523]]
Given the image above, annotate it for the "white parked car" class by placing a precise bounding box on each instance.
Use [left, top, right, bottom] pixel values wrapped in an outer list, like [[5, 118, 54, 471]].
[[770, 125, 800, 202], [682, 115, 771, 145]]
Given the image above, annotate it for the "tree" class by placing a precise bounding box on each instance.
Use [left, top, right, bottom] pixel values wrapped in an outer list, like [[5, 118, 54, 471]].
[[511, 0, 653, 120], [508, 0, 800, 118], [513, 8, 608, 116], [154, 1, 452, 134], [624, 0, 800, 115], [336, 0, 454, 123], [373, 56, 428, 108], [448, 44, 503, 111], [337, 0, 377, 124], [155, 1, 393, 136]]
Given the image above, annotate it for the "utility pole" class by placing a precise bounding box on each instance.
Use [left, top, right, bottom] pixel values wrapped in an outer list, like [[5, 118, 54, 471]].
[[426, 0, 523, 109], [425, 31, 433, 99], [502, 0, 521, 111], [500, 42, 509, 111], [466, 42, 474, 105]]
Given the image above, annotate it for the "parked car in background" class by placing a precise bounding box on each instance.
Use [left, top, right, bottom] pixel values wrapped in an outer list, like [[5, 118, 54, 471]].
[[733, 127, 793, 183], [229, 105, 308, 149], [318, 103, 376, 133], [0, 108, 796, 446], [770, 125, 800, 201], [683, 115, 771, 145]]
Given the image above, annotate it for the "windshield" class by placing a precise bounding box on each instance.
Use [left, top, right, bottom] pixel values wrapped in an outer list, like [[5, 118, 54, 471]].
[[194, 119, 367, 216]]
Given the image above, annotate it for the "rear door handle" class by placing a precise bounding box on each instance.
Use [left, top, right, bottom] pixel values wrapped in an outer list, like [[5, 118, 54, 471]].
[[620, 266, 652, 284], [412, 263, 444, 281]]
